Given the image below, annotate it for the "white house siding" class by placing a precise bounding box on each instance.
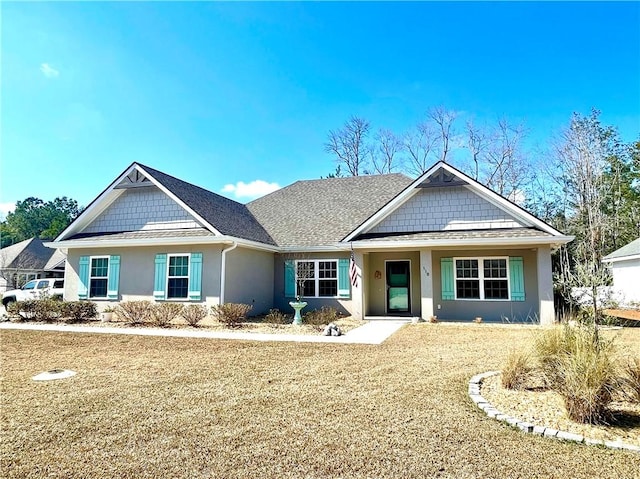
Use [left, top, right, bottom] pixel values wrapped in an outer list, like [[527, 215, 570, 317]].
[[83, 186, 202, 233], [611, 258, 640, 303], [64, 245, 224, 307], [224, 247, 274, 315], [272, 252, 353, 316], [431, 248, 539, 322], [370, 186, 524, 234]]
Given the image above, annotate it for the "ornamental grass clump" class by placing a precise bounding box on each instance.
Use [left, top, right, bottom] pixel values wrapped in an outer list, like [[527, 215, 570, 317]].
[[622, 357, 640, 404], [501, 350, 533, 390], [181, 304, 208, 327], [115, 301, 154, 325], [149, 303, 184, 328], [211, 303, 252, 328], [534, 324, 618, 424]]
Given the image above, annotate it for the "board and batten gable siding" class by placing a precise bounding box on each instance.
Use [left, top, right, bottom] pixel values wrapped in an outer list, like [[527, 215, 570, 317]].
[[431, 249, 539, 322], [369, 186, 524, 234], [224, 247, 275, 315], [273, 252, 352, 316], [64, 245, 224, 306], [83, 186, 202, 233]]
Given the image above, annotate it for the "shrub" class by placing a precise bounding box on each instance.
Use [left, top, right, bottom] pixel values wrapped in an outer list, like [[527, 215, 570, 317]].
[[63, 301, 97, 322], [304, 306, 339, 326], [182, 304, 208, 327], [33, 298, 64, 322], [6, 300, 38, 321], [149, 303, 184, 327], [211, 303, 252, 328], [501, 350, 533, 390], [622, 357, 640, 404], [115, 301, 154, 325], [264, 308, 288, 324]]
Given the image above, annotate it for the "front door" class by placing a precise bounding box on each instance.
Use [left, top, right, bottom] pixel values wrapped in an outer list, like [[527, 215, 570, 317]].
[[386, 261, 410, 314]]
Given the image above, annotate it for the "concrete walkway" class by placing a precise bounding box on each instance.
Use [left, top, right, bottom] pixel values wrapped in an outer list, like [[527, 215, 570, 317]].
[[0, 320, 408, 345]]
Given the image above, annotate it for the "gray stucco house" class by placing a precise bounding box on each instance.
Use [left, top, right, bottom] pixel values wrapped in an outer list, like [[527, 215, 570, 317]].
[[48, 161, 573, 324]]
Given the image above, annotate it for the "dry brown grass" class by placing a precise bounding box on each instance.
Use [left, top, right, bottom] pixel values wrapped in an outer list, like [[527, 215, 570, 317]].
[[2, 324, 640, 479]]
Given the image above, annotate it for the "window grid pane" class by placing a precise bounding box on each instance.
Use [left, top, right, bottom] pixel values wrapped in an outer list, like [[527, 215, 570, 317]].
[[91, 258, 108, 278], [456, 280, 480, 299], [456, 259, 478, 279], [168, 278, 188, 299], [90, 279, 108, 298], [319, 280, 337, 297], [484, 280, 509, 299], [319, 261, 337, 279], [169, 256, 189, 277], [483, 259, 507, 279]]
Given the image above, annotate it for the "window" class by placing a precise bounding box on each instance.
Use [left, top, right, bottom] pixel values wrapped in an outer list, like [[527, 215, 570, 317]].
[[90, 257, 109, 298], [22, 280, 37, 291], [167, 255, 189, 299], [454, 257, 509, 300], [296, 260, 338, 298]]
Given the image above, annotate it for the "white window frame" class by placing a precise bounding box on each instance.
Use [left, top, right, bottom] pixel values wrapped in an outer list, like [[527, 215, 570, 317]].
[[295, 259, 339, 298], [166, 253, 190, 300], [453, 256, 510, 301], [89, 255, 110, 299]]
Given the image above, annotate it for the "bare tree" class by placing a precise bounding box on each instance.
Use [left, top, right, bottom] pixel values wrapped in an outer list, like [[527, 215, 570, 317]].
[[402, 120, 438, 177], [430, 106, 458, 163], [371, 129, 402, 174], [482, 118, 530, 202], [466, 120, 489, 181], [324, 116, 371, 176], [554, 111, 615, 323]]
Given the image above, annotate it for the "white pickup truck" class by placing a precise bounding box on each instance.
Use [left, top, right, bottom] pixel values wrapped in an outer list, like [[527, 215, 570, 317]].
[[2, 278, 64, 307]]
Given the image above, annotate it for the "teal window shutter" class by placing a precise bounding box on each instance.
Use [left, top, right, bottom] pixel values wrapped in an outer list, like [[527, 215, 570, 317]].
[[284, 260, 295, 298], [154, 254, 167, 300], [338, 258, 350, 298], [188, 253, 203, 301], [78, 256, 90, 300], [509, 257, 525, 301], [107, 255, 121, 300], [441, 258, 455, 300]]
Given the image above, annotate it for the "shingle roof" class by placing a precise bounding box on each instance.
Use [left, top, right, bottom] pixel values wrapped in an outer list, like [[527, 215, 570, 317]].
[[603, 237, 640, 261], [355, 228, 552, 242], [138, 164, 276, 246], [68, 228, 216, 241], [0, 238, 65, 270], [247, 174, 413, 247]]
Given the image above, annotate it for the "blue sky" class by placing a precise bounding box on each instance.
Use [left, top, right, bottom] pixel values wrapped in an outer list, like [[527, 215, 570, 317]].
[[1, 2, 639, 216]]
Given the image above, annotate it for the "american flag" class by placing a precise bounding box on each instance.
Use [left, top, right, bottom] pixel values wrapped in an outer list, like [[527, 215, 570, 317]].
[[349, 251, 358, 288]]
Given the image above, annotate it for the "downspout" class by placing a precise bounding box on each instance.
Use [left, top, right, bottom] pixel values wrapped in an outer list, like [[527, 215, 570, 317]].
[[220, 241, 238, 305]]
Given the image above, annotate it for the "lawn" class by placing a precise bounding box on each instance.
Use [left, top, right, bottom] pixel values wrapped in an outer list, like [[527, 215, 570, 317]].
[[1, 324, 639, 479]]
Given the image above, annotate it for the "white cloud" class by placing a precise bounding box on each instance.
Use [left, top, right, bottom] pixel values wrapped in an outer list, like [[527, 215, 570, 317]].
[[40, 63, 59, 78], [0, 202, 16, 220], [222, 180, 281, 200]]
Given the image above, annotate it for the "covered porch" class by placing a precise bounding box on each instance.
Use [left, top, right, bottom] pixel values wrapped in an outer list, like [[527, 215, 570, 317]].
[[351, 245, 556, 325]]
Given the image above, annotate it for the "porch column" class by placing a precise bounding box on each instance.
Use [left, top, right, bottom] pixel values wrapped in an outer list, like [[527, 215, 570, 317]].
[[420, 249, 434, 320], [352, 250, 364, 320], [537, 245, 555, 325]]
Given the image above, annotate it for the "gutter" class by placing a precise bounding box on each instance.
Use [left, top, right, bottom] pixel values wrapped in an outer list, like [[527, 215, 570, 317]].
[[220, 241, 238, 305]]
